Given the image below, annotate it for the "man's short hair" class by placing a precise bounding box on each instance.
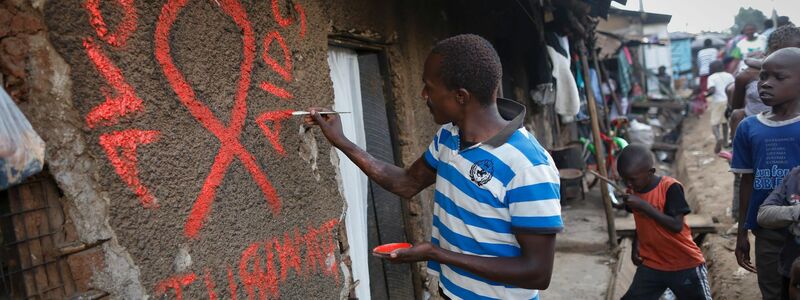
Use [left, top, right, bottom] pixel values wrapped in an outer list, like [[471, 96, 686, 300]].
[[704, 39, 713, 47], [767, 26, 800, 54], [431, 34, 502, 106]]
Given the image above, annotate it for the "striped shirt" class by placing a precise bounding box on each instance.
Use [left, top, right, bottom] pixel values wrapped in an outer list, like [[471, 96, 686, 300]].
[[423, 99, 563, 300]]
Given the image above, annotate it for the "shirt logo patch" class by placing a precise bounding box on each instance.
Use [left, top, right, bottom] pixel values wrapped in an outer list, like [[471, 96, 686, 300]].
[[469, 160, 494, 186]]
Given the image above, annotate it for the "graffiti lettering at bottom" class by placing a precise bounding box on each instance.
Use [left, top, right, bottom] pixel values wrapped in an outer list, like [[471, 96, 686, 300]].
[[155, 219, 339, 299]]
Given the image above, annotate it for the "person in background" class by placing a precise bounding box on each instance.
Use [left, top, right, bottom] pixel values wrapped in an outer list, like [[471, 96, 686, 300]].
[[705, 60, 735, 154], [617, 144, 711, 300], [656, 66, 673, 97], [729, 23, 767, 73], [758, 166, 800, 299], [697, 39, 720, 98], [732, 47, 800, 300]]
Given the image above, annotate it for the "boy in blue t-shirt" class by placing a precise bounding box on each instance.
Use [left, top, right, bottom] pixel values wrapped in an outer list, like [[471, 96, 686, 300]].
[[731, 47, 800, 299]]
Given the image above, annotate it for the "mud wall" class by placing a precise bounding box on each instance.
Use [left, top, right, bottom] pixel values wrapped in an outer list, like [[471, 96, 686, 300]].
[[2, 0, 553, 298], [7, 0, 347, 298]]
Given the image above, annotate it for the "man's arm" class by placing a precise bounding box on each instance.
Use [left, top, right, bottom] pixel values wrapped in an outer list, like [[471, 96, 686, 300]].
[[336, 141, 436, 198], [305, 109, 435, 198], [387, 233, 556, 290]]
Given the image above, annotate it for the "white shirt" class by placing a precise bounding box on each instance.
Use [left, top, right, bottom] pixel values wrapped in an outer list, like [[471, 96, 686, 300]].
[[736, 38, 766, 71], [707, 72, 735, 103], [696, 48, 718, 76]]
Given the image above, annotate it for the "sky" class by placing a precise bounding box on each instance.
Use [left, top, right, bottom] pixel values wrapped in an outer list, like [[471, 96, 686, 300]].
[[611, 0, 800, 34]]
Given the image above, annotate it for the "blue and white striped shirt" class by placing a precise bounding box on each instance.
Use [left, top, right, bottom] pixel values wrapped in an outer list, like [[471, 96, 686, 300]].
[[422, 102, 562, 299]]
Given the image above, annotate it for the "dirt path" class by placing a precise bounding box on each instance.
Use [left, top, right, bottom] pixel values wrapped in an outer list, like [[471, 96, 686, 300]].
[[541, 188, 614, 299], [676, 112, 760, 300]]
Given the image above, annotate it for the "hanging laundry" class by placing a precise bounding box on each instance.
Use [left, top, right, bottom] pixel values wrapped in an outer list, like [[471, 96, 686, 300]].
[[548, 45, 580, 120]]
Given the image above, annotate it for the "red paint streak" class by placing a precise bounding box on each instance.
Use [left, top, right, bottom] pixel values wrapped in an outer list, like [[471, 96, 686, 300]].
[[83, 0, 137, 47], [238, 242, 278, 300], [227, 265, 238, 300], [99, 129, 160, 208], [274, 230, 303, 281], [262, 30, 292, 82], [204, 268, 218, 300], [155, 0, 281, 239], [295, 3, 306, 38], [270, 0, 293, 27], [255, 110, 293, 156], [155, 272, 197, 300], [259, 81, 293, 100], [83, 38, 144, 128]]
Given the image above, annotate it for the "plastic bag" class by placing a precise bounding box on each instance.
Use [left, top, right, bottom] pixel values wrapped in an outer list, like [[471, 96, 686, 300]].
[[0, 86, 45, 190], [627, 119, 654, 149]]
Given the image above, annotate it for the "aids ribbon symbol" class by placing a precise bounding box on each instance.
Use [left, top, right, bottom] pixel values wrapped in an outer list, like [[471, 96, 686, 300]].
[[155, 0, 281, 238]]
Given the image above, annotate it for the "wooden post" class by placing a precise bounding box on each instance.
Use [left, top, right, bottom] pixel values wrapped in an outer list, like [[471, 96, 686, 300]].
[[579, 40, 618, 249]]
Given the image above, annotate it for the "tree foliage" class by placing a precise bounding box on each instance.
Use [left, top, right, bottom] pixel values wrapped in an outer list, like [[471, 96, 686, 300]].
[[731, 7, 767, 34]]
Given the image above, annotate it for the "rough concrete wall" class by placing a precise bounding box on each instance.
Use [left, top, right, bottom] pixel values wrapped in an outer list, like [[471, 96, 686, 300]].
[[5, 0, 349, 298]]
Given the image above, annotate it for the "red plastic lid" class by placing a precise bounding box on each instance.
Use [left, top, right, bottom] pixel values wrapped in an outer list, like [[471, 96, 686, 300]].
[[372, 243, 412, 254]]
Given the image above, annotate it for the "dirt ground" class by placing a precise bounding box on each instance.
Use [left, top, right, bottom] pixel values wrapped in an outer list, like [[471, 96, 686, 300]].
[[676, 112, 760, 300], [541, 183, 616, 299]]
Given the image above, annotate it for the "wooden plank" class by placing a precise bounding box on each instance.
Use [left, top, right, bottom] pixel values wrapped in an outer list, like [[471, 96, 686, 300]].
[[630, 100, 685, 110], [19, 182, 52, 298], [615, 214, 716, 237], [608, 238, 636, 300], [651, 142, 680, 151], [43, 177, 77, 296], [30, 180, 67, 298], [9, 186, 38, 297]]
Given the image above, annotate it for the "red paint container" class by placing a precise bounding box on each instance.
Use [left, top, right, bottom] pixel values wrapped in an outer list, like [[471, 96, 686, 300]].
[[372, 243, 412, 255]]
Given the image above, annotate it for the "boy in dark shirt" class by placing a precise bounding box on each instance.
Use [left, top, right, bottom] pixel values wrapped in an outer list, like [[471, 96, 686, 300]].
[[617, 144, 711, 300], [758, 166, 800, 299]]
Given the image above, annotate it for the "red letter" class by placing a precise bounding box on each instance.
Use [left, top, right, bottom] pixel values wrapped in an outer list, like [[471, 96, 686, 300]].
[[99, 129, 160, 208], [84, 0, 137, 47], [155, 273, 197, 300], [83, 38, 145, 128], [228, 265, 238, 300], [274, 230, 303, 281], [204, 268, 218, 300], [256, 110, 293, 156], [270, 0, 293, 27], [262, 31, 292, 82], [238, 242, 278, 300], [295, 3, 306, 38]]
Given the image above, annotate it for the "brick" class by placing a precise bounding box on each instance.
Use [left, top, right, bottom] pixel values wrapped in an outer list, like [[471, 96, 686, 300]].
[[66, 247, 105, 292]]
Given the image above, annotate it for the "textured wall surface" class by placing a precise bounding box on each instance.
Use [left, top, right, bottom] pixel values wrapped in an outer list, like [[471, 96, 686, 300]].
[[2, 0, 550, 298]]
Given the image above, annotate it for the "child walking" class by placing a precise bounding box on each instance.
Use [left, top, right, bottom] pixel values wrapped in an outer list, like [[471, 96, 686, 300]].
[[706, 60, 735, 153], [617, 144, 711, 300], [732, 47, 800, 300]]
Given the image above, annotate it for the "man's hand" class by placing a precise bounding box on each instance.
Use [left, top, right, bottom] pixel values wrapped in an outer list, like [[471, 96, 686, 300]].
[[383, 242, 435, 264], [735, 231, 757, 273], [303, 107, 347, 147]]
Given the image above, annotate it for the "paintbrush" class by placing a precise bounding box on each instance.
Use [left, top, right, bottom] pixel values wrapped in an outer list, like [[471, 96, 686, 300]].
[[587, 169, 625, 192], [291, 111, 351, 116]]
